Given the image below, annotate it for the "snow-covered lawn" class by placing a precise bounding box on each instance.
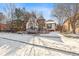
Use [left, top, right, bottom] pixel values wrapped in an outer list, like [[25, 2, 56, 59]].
[[0, 32, 33, 43], [0, 32, 78, 56], [58, 34, 79, 47]]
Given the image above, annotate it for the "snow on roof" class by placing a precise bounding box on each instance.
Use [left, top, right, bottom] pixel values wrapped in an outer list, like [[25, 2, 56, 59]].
[[46, 20, 56, 24]]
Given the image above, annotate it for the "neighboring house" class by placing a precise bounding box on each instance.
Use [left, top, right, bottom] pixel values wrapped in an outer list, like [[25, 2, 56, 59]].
[[26, 15, 46, 30], [62, 18, 72, 33], [76, 20, 79, 33], [0, 12, 8, 31], [63, 17, 79, 33], [45, 20, 56, 31], [26, 16, 38, 30], [0, 23, 8, 31]]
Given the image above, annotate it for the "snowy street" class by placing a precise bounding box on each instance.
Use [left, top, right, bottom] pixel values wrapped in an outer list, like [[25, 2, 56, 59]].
[[0, 32, 79, 56]]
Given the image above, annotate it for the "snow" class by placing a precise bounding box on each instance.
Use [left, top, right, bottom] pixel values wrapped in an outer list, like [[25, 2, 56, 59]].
[[0, 32, 33, 43], [0, 32, 78, 56], [39, 32, 63, 42], [59, 34, 79, 47], [40, 32, 60, 37]]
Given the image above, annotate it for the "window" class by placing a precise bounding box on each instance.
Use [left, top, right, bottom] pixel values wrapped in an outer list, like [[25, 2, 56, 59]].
[[47, 24, 52, 29]]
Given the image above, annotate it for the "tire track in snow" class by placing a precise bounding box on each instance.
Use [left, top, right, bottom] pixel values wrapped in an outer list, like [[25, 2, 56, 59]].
[[0, 37, 79, 56]]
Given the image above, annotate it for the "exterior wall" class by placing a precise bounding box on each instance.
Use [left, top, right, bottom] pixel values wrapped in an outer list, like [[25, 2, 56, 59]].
[[0, 24, 8, 31], [75, 27, 79, 34], [63, 21, 68, 32], [45, 21, 56, 31], [26, 17, 38, 30], [63, 20, 79, 33], [46, 23, 55, 30], [63, 20, 72, 32], [75, 20, 79, 33]]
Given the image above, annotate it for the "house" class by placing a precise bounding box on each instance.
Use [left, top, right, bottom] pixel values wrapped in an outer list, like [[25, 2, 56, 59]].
[[0, 23, 8, 31], [63, 17, 79, 33], [0, 12, 8, 31], [26, 16, 38, 30], [45, 20, 56, 31], [26, 15, 45, 31], [62, 18, 72, 33]]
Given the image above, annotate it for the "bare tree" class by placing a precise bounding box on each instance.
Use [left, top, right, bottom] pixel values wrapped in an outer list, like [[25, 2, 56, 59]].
[[64, 4, 79, 34], [0, 12, 5, 22], [3, 3, 16, 21], [37, 14, 45, 31], [70, 4, 79, 34], [51, 4, 67, 32], [51, 3, 79, 33]]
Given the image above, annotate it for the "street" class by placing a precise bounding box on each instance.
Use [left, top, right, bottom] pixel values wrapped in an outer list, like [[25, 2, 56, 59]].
[[0, 32, 78, 56]]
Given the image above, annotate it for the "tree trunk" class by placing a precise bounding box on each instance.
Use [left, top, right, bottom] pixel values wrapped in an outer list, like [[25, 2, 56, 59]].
[[71, 14, 77, 34], [72, 22, 76, 34], [59, 25, 63, 32], [60, 26, 63, 32]]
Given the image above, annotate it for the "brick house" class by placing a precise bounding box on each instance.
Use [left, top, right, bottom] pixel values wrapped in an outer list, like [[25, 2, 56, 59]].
[[0, 23, 8, 31]]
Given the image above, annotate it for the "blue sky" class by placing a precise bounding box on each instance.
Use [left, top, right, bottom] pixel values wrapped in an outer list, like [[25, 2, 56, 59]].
[[0, 3, 56, 20]]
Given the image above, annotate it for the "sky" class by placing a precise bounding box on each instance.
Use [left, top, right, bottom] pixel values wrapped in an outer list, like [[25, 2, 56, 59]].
[[16, 3, 56, 20], [0, 3, 56, 20]]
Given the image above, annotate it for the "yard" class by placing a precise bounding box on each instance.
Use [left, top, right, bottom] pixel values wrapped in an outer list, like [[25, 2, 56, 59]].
[[0, 32, 78, 56]]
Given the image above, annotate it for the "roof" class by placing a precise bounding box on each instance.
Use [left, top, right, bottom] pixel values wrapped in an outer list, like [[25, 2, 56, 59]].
[[46, 20, 54, 22], [45, 20, 56, 24]]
